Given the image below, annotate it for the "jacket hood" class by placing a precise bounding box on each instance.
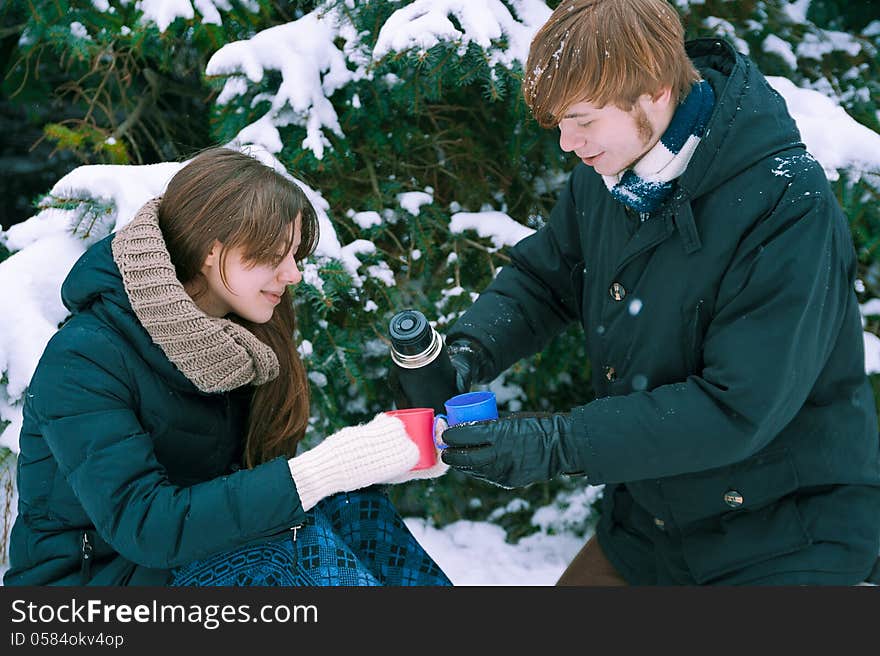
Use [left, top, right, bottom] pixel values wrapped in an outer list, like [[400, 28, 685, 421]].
[[680, 38, 804, 201], [60, 235, 198, 391], [61, 234, 131, 316]]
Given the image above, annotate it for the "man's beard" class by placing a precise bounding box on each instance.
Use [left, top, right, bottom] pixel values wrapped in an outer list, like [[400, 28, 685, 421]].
[[616, 104, 657, 173], [634, 104, 655, 145]]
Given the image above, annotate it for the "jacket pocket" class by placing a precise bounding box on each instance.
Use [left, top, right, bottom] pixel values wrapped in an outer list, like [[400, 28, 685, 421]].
[[680, 495, 811, 584], [663, 448, 802, 526], [569, 260, 586, 319], [667, 448, 812, 583], [680, 300, 706, 373]]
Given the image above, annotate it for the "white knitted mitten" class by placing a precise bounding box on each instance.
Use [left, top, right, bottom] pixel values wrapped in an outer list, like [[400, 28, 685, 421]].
[[384, 417, 450, 484], [288, 413, 419, 511], [383, 455, 449, 484]]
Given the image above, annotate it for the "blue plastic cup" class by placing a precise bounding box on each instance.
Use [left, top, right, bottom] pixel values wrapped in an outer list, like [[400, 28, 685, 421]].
[[434, 391, 498, 448]]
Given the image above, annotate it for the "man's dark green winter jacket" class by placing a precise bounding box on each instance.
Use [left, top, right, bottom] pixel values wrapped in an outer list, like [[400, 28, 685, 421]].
[[4, 236, 307, 586], [449, 39, 880, 584]]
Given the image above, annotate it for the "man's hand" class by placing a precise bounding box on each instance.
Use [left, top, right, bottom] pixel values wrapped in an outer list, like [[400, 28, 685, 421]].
[[447, 338, 494, 394], [439, 412, 585, 488]]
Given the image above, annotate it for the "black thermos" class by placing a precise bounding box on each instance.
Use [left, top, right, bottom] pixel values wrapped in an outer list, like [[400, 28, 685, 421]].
[[388, 309, 459, 415]]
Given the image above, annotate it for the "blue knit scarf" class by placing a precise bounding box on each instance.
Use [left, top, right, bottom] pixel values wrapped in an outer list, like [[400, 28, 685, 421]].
[[602, 80, 715, 213]]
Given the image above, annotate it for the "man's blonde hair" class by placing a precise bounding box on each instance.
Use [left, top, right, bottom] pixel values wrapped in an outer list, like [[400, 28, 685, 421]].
[[523, 0, 700, 127]]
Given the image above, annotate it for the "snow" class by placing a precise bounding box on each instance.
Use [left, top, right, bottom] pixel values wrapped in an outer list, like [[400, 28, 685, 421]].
[[782, 0, 812, 23], [137, 0, 195, 32], [206, 9, 355, 159], [136, 0, 253, 32], [406, 517, 584, 585], [398, 190, 434, 216], [339, 239, 378, 285], [766, 76, 880, 182], [348, 210, 383, 230], [862, 299, 880, 317], [2, 0, 880, 585], [703, 17, 749, 55], [762, 34, 798, 70], [366, 261, 397, 287], [450, 211, 536, 249], [205, 0, 550, 160], [796, 29, 863, 60], [373, 0, 551, 68], [69, 22, 90, 39], [865, 333, 880, 377]]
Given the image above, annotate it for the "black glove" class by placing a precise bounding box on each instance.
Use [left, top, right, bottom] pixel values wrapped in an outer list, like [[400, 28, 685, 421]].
[[446, 338, 494, 394], [439, 412, 585, 488]]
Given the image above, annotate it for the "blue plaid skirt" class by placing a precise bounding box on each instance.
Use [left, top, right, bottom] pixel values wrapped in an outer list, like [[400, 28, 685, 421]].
[[170, 486, 451, 586]]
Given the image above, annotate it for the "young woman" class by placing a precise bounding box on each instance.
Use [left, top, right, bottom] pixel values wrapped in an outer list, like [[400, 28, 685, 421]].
[[4, 147, 451, 586]]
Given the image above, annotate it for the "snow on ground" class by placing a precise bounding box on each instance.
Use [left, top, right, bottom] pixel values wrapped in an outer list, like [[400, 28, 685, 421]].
[[406, 518, 585, 585]]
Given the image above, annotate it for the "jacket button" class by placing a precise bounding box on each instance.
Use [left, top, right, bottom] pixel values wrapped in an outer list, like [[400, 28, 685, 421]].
[[604, 366, 617, 381], [609, 282, 627, 301], [723, 490, 743, 508], [653, 517, 666, 531]]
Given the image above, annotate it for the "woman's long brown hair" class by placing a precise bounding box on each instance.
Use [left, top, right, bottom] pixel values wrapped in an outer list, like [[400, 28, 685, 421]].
[[158, 147, 319, 467]]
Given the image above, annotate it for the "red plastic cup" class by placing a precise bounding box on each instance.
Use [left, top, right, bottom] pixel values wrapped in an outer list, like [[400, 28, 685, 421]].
[[385, 408, 438, 470]]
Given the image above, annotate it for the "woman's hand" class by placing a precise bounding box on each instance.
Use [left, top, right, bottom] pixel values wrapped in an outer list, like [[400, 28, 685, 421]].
[[383, 417, 450, 484], [288, 413, 419, 510]]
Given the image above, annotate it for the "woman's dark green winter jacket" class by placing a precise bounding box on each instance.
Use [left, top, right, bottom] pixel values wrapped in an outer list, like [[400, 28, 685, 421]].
[[4, 235, 307, 586], [449, 39, 880, 584]]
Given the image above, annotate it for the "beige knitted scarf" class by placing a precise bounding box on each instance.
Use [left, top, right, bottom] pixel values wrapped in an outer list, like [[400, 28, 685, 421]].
[[111, 197, 280, 393]]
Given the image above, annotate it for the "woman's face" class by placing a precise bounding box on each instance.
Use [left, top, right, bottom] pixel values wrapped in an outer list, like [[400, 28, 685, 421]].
[[195, 213, 303, 323]]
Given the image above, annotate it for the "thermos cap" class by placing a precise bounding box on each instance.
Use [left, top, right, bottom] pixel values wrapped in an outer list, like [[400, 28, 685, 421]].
[[389, 310, 433, 356]]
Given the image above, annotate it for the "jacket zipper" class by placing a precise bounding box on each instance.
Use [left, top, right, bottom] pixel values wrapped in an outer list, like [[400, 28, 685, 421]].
[[80, 531, 93, 584], [289, 524, 302, 567]]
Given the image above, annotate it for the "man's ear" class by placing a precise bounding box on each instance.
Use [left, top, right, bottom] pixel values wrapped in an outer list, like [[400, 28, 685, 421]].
[[651, 85, 674, 106]]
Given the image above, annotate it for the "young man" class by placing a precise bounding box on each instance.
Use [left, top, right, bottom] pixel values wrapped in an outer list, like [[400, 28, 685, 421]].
[[437, 0, 880, 585]]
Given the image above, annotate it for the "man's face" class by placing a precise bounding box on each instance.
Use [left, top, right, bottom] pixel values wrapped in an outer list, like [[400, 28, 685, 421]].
[[557, 92, 671, 176]]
